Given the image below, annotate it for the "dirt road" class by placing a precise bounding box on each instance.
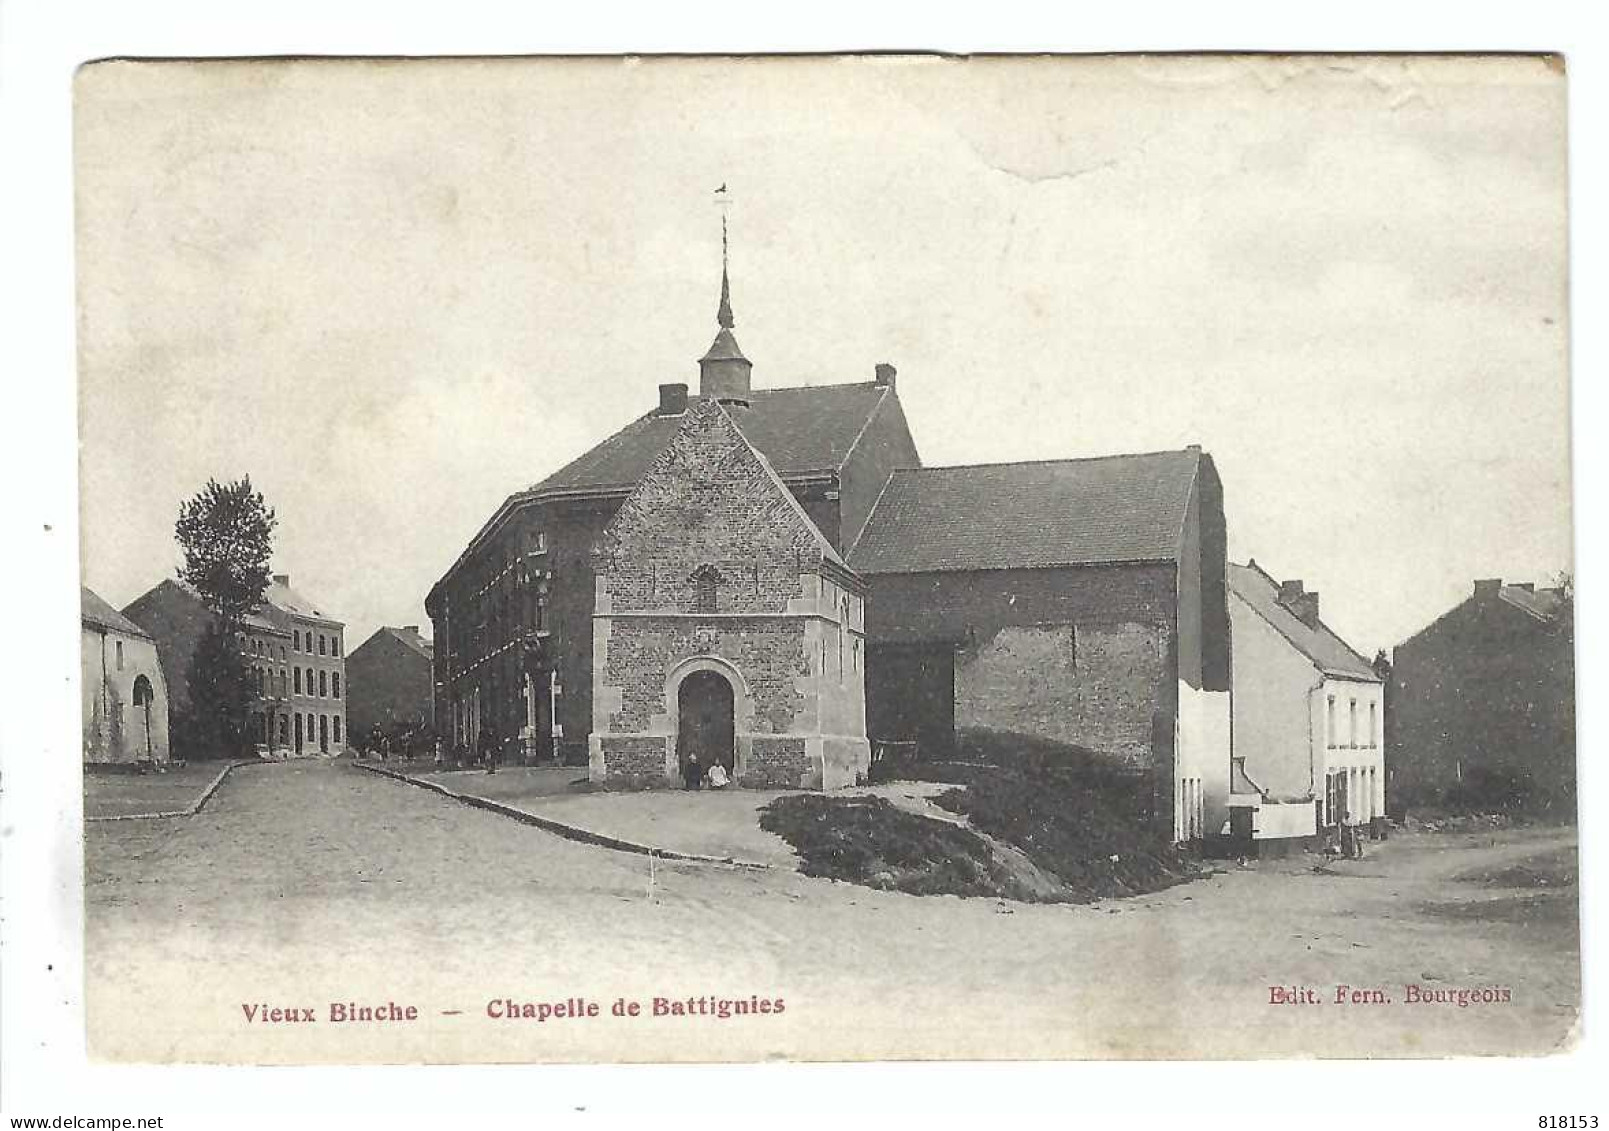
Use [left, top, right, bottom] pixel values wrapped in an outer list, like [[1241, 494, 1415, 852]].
[[84, 760, 1579, 1063]]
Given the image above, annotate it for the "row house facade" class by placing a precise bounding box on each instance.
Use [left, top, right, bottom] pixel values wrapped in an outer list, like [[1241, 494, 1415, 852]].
[[123, 573, 346, 758]]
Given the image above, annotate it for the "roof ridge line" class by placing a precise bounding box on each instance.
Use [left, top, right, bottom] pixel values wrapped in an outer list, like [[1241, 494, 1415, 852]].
[[891, 447, 1202, 475], [1230, 568, 1380, 680]]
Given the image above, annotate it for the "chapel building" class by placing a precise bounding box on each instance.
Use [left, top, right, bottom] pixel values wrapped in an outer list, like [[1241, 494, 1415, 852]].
[[426, 254, 1233, 841]]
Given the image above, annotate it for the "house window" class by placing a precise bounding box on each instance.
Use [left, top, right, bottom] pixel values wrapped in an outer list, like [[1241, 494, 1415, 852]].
[[307, 667, 315, 695], [319, 670, 328, 697], [294, 668, 302, 694], [332, 672, 341, 699], [1325, 695, 1336, 747], [1369, 702, 1378, 748], [294, 630, 301, 651], [115, 640, 123, 670], [1348, 699, 1358, 748], [335, 635, 342, 658], [319, 634, 327, 656], [333, 715, 342, 743]]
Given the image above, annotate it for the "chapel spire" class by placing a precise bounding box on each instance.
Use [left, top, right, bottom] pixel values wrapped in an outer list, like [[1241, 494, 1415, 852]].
[[699, 186, 752, 406], [717, 211, 735, 330]]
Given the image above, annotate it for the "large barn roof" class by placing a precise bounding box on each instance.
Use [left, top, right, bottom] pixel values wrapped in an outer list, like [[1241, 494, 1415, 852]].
[[848, 449, 1204, 575], [1228, 561, 1379, 681]]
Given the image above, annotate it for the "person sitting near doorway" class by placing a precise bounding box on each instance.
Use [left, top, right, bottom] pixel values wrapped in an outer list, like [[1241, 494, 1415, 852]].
[[682, 752, 703, 791], [706, 760, 730, 789]]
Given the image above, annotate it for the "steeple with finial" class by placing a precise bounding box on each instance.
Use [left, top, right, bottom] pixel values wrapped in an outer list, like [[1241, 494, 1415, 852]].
[[699, 188, 752, 406]]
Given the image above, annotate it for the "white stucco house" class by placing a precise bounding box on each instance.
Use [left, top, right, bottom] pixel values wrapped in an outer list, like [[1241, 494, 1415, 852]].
[[1227, 561, 1385, 852], [82, 586, 171, 767]]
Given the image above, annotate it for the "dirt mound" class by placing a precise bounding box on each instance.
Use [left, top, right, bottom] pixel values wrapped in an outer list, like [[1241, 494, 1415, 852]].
[[933, 766, 1198, 901], [758, 794, 1052, 901], [761, 755, 1199, 903]]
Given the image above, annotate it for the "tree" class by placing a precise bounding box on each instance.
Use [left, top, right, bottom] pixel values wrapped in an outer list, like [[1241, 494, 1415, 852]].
[[184, 621, 254, 758], [174, 476, 277, 756], [175, 477, 277, 629]]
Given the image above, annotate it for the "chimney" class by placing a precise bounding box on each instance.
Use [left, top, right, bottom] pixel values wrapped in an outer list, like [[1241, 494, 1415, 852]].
[[658, 383, 688, 415], [874, 363, 897, 390], [1474, 578, 1503, 598], [1512, 582, 1534, 593], [1278, 579, 1305, 604], [273, 574, 289, 587], [404, 625, 419, 635], [1289, 591, 1321, 629]]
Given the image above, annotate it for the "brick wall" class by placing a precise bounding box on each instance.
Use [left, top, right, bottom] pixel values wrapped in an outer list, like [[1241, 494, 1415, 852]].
[[746, 736, 809, 787], [598, 735, 667, 786], [954, 621, 1169, 768], [864, 562, 1180, 828]]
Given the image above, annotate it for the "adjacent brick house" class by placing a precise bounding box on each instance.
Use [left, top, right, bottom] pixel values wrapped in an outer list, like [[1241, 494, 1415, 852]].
[[1226, 561, 1384, 848], [1386, 578, 1574, 816], [346, 625, 435, 745], [82, 587, 170, 766], [591, 398, 871, 788], [848, 451, 1232, 842]]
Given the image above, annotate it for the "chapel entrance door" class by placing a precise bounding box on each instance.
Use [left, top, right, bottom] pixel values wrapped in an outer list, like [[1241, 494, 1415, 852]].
[[678, 671, 735, 775]]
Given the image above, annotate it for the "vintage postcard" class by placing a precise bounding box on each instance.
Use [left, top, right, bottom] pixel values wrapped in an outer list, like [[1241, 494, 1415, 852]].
[[73, 53, 1576, 1064]]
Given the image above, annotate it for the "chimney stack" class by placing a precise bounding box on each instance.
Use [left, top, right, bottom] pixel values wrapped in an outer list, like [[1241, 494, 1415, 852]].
[[1290, 591, 1321, 629], [1278, 579, 1305, 604], [1512, 582, 1534, 593], [1474, 578, 1503, 598], [404, 625, 419, 635], [874, 363, 897, 390], [658, 383, 688, 415], [273, 574, 289, 587]]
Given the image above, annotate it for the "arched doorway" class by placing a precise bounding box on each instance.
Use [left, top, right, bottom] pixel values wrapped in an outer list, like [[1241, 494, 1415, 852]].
[[677, 670, 734, 775], [132, 675, 155, 760]]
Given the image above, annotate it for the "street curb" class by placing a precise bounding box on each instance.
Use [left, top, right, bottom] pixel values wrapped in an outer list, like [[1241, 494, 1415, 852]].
[[85, 759, 260, 822], [353, 762, 774, 870]]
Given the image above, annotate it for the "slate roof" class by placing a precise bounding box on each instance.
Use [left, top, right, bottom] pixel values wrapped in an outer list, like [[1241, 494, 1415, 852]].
[[264, 579, 339, 624], [533, 382, 894, 495], [848, 449, 1203, 575], [1228, 562, 1379, 682], [82, 586, 151, 639]]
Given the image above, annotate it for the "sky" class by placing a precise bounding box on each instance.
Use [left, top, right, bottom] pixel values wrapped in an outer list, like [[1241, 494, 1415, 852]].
[[74, 54, 1570, 658]]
